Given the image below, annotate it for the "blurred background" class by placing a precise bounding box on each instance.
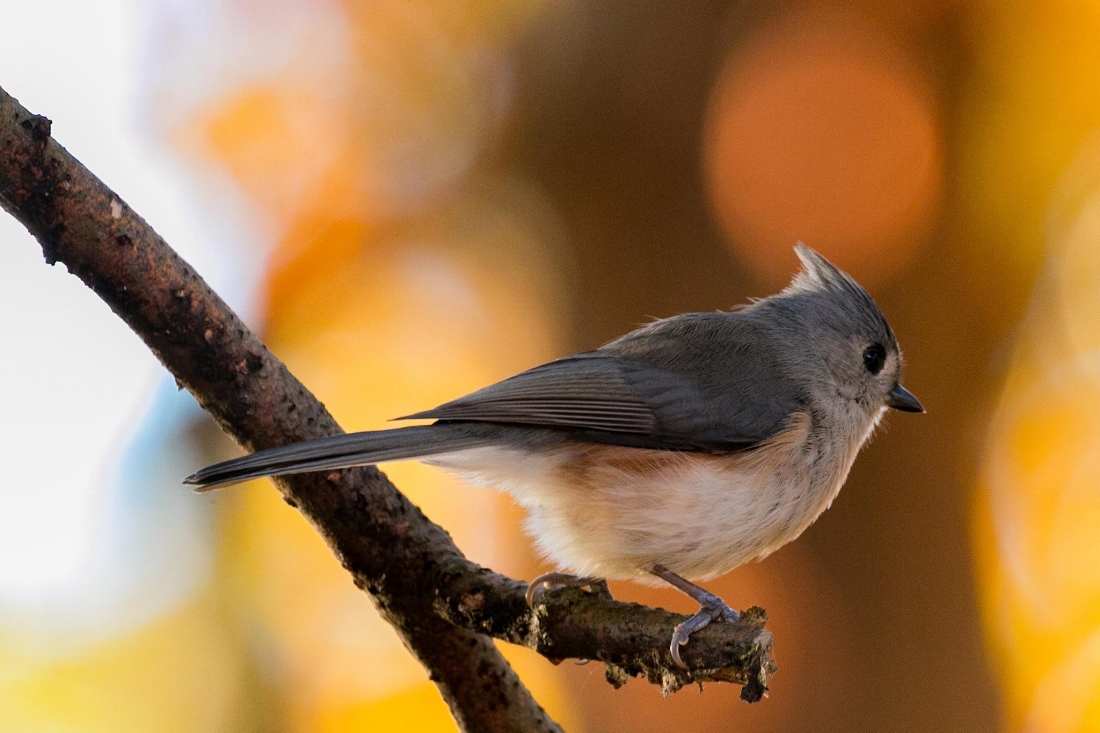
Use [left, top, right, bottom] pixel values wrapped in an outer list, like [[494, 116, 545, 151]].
[[2, 0, 1100, 730]]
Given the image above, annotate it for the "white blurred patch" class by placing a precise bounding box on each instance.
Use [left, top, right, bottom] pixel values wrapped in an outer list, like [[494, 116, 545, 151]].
[[0, 0, 264, 645]]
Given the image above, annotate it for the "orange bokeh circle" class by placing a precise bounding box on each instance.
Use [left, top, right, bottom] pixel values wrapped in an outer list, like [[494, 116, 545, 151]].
[[705, 13, 942, 286]]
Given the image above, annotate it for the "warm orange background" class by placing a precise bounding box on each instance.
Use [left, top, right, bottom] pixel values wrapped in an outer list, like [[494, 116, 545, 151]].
[[6, 0, 1100, 731]]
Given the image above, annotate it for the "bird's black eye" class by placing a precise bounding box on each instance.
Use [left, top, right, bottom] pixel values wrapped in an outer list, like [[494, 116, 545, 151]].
[[862, 344, 886, 375]]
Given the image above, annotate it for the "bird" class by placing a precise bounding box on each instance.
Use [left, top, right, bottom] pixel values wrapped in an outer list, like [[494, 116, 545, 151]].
[[185, 244, 923, 667]]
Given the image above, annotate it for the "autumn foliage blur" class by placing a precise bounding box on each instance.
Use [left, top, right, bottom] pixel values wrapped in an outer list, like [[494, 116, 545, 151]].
[[5, 0, 1100, 731]]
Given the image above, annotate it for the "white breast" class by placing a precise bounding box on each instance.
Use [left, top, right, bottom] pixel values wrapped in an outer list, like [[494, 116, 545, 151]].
[[429, 410, 874, 582]]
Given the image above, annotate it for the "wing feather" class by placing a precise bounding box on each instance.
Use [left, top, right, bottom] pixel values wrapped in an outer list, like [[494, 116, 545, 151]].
[[399, 312, 803, 452], [401, 355, 658, 433]]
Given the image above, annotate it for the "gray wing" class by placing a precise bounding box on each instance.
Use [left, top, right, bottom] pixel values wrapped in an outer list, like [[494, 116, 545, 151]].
[[400, 354, 659, 434], [400, 312, 804, 452]]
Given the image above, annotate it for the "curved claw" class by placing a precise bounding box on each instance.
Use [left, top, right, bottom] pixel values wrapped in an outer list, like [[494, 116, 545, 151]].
[[669, 602, 740, 669], [649, 564, 741, 669]]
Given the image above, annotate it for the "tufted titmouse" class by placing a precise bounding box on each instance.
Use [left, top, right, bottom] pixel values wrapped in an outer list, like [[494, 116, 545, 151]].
[[185, 245, 923, 665]]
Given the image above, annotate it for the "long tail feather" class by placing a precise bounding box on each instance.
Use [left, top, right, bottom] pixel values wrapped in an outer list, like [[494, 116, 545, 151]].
[[183, 424, 487, 492]]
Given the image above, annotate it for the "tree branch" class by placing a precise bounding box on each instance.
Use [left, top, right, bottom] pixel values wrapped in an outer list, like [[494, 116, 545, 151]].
[[0, 84, 775, 729]]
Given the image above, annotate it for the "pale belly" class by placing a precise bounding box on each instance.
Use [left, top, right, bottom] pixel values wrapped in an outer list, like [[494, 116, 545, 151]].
[[430, 414, 860, 582]]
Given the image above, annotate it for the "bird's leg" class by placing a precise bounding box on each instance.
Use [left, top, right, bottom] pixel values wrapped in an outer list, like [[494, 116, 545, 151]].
[[525, 572, 610, 608], [650, 564, 740, 668]]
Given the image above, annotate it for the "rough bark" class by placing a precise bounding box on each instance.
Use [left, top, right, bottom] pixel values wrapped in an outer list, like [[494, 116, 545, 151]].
[[0, 84, 775, 730]]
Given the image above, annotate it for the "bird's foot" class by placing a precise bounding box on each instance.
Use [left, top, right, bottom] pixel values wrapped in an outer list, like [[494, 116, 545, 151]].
[[669, 595, 740, 668], [525, 572, 610, 608], [650, 564, 740, 668]]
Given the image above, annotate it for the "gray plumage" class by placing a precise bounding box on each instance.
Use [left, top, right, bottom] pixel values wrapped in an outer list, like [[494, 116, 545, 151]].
[[403, 313, 799, 452], [184, 244, 922, 664], [187, 244, 908, 490], [184, 424, 494, 489]]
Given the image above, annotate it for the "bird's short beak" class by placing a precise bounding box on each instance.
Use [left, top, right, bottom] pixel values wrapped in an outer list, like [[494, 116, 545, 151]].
[[887, 384, 924, 413]]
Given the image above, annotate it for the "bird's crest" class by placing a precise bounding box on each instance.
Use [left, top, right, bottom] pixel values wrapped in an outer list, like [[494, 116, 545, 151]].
[[781, 243, 896, 346]]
